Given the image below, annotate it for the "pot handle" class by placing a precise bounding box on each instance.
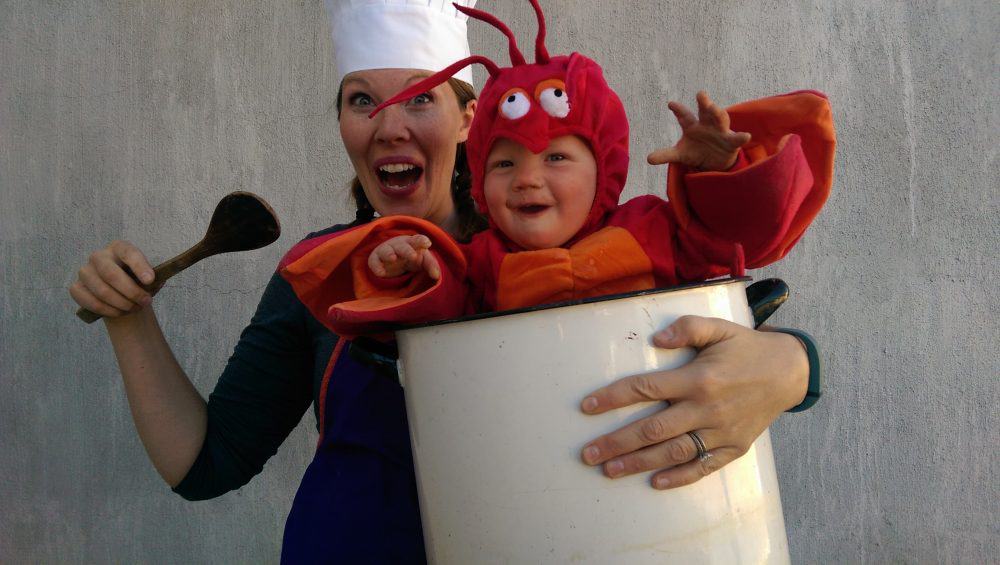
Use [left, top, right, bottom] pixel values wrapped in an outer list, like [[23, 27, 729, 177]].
[[746, 278, 789, 329], [348, 337, 400, 379]]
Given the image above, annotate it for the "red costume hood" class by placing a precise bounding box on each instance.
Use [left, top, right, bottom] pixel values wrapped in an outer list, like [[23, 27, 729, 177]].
[[369, 0, 630, 250]]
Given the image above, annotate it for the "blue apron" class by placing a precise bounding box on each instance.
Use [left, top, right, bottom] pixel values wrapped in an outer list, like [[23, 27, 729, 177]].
[[280, 340, 426, 563]]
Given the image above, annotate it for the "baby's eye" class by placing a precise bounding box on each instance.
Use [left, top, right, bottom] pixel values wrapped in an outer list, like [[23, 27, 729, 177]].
[[492, 159, 513, 169], [499, 88, 531, 120], [409, 92, 433, 105], [546, 153, 566, 162], [534, 79, 570, 118]]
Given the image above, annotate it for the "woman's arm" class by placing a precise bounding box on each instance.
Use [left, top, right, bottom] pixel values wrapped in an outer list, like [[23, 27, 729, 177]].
[[579, 315, 809, 488], [70, 240, 316, 494], [104, 309, 208, 487], [70, 240, 207, 486]]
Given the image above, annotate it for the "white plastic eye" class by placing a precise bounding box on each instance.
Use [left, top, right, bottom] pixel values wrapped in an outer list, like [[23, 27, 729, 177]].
[[499, 89, 531, 120], [538, 87, 570, 118], [535, 79, 570, 118]]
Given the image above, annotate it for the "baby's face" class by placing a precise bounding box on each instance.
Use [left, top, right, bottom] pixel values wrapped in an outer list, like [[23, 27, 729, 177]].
[[483, 135, 597, 250]]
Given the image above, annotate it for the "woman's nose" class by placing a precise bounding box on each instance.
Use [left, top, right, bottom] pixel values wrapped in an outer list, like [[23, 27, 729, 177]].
[[373, 105, 411, 144]]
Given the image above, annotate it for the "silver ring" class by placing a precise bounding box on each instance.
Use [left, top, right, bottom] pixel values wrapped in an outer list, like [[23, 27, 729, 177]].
[[687, 431, 713, 462]]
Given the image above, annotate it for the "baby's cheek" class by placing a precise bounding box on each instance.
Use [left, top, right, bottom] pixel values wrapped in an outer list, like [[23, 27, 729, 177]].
[[483, 180, 505, 210]]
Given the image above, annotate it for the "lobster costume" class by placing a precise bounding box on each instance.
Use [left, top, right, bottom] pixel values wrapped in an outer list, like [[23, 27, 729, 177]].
[[280, 0, 836, 339]]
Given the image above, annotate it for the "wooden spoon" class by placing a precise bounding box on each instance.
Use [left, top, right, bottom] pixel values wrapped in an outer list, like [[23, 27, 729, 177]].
[[77, 191, 281, 323]]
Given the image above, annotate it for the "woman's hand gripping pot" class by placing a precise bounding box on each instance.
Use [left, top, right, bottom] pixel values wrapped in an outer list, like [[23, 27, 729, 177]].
[[579, 91, 809, 489]]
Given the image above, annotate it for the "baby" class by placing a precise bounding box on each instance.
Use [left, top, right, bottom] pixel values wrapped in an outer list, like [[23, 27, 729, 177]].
[[279, 0, 835, 338]]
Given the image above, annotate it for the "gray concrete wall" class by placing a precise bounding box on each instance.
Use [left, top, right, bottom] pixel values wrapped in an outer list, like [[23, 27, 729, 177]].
[[2, 1, 996, 562]]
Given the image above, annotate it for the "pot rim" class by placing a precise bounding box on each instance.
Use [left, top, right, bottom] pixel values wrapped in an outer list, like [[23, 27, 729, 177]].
[[395, 276, 752, 332]]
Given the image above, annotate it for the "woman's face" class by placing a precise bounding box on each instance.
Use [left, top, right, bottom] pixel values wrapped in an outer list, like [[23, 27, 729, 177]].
[[340, 69, 475, 232]]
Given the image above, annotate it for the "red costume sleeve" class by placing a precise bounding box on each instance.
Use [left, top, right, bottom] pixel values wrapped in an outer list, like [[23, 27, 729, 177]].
[[667, 90, 836, 270], [278, 217, 468, 339]]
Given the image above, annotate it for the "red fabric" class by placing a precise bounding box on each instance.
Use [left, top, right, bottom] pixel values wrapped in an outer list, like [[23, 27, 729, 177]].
[[667, 90, 836, 265], [279, 91, 833, 338], [367, 50, 631, 251], [278, 2, 835, 338], [464, 52, 630, 249], [279, 217, 468, 337]]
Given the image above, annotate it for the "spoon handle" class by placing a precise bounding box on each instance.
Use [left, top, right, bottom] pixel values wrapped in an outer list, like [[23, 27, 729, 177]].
[[75, 241, 212, 324]]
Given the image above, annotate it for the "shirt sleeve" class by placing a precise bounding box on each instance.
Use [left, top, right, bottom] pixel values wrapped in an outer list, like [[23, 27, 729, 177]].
[[171, 271, 317, 501]]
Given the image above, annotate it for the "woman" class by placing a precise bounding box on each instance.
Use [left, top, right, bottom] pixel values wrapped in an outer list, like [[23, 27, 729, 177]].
[[68, 1, 812, 561]]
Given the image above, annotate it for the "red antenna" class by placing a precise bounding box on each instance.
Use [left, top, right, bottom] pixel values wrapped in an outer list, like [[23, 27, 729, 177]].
[[528, 0, 550, 63], [369, 56, 501, 118], [454, 3, 527, 66]]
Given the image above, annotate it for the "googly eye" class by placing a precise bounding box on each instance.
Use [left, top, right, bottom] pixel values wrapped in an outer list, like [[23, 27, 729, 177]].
[[499, 89, 531, 120], [535, 79, 570, 118]]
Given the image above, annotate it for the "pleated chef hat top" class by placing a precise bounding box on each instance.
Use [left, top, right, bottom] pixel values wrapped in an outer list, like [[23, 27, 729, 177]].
[[326, 0, 477, 86]]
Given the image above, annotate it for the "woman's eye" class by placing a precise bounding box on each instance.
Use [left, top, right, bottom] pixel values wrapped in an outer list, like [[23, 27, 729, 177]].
[[535, 79, 570, 118], [348, 93, 373, 107], [499, 89, 531, 120]]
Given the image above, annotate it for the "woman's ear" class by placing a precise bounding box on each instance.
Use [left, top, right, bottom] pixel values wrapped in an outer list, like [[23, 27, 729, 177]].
[[457, 99, 477, 143]]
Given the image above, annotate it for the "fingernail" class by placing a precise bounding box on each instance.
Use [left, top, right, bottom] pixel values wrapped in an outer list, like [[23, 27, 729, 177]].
[[583, 445, 600, 464], [581, 396, 598, 412], [141, 295, 152, 306], [653, 327, 675, 347], [605, 460, 624, 477], [142, 271, 154, 284], [654, 476, 670, 489]]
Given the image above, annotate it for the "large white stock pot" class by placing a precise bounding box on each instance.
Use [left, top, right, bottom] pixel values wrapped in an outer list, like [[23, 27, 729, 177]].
[[390, 277, 790, 564]]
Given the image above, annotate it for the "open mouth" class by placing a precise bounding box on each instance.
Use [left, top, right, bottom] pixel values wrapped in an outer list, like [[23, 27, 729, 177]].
[[376, 162, 424, 192], [516, 204, 550, 216]]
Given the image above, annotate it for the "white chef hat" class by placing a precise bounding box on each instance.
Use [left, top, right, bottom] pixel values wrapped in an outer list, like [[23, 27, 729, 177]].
[[326, 0, 476, 87]]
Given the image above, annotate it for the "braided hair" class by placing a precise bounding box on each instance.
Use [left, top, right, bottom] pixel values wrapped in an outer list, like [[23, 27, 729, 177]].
[[337, 78, 487, 242]]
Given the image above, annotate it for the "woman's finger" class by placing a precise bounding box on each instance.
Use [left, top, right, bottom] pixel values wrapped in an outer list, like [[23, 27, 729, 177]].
[[94, 256, 151, 306], [650, 445, 745, 490], [581, 315, 735, 414], [646, 146, 681, 165], [581, 401, 700, 466], [601, 430, 708, 478], [112, 240, 155, 285], [652, 315, 740, 351], [81, 263, 141, 312], [69, 278, 130, 318], [580, 362, 696, 416]]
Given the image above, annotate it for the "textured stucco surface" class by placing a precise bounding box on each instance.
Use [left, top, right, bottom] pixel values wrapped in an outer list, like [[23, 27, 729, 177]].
[[1, 1, 997, 563]]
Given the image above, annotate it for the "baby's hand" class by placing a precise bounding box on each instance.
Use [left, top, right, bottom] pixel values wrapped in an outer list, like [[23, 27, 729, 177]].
[[647, 91, 751, 172], [368, 235, 441, 280]]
